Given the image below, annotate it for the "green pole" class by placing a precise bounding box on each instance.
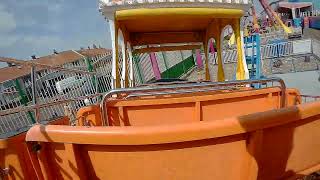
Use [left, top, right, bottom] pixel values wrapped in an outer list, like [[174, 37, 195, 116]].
[[133, 54, 144, 84], [14, 79, 36, 123], [85, 57, 98, 92]]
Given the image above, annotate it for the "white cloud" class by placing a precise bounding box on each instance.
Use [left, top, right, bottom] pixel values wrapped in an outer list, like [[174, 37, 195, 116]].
[[23, 36, 62, 47], [0, 3, 16, 33], [0, 34, 18, 48], [0, 1, 111, 60], [48, 3, 63, 13], [19, 16, 38, 28]]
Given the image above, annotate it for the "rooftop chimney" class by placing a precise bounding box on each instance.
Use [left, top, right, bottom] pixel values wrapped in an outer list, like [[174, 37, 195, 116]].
[[31, 55, 37, 60], [7, 62, 16, 67], [53, 49, 59, 54]]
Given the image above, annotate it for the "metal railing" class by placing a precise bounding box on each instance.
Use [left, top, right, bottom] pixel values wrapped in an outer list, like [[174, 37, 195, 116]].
[[0, 50, 194, 138], [300, 10, 320, 17], [207, 38, 316, 66], [298, 95, 320, 103], [100, 77, 287, 125], [0, 58, 103, 138], [0, 38, 318, 137], [260, 30, 287, 44], [99, 0, 252, 8]]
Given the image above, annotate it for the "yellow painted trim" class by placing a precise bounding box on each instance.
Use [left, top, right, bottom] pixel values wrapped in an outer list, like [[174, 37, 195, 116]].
[[204, 19, 225, 82], [115, 21, 121, 88], [203, 43, 210, 81], [0, 139, 8, 149], [124, 48, 129, 88], [123, 42, 129, 88], [116, 8, 244, 21], [130, 32, 204, 46], [216, 35, 225, 82], [119, 25, 130, 88], [234, 19, 245, 80]]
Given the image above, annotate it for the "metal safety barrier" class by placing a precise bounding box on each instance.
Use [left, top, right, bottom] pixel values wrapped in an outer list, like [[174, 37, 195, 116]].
[[217, 39, 315, 62], [99, 0, 252, 8], [300, 10, 320, 17], [298, 95, 320, 103], [100, 77, 287, 125], [0, 58, 102, 138]]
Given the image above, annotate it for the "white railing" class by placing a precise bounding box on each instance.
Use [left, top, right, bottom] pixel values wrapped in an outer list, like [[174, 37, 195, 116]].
[[99, 0, 251, 7], [207, 38, 315, 66], [312, 39, 320, 59], [260, 30, 286, 44], [300, 10, 320, 17]]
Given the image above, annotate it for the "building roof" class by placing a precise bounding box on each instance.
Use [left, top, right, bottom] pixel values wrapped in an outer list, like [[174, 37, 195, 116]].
[[0, 48, 111, 83], [279, 2, 312, 9], [0, 57, 32, 83], [77, 48, 111, 57]]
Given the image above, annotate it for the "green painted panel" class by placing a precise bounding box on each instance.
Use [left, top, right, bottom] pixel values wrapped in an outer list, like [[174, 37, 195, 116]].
[[161, 55, 195, 79]]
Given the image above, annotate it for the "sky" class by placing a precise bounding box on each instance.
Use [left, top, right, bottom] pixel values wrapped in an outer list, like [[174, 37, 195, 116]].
[[0, 0, 111, 62], [0, 0, 285, 63]]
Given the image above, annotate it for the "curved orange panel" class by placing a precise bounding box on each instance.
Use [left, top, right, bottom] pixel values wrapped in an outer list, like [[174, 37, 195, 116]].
[[24, 101, 320, 180], [76, 105, 102, 126], [105, 88, 300, 126], [0, 117, 69, 180], [26, 101, 320, 145]]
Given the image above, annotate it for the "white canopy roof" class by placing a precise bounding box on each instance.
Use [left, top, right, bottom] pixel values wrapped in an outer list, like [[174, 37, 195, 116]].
[[99, 0, 252, 20]]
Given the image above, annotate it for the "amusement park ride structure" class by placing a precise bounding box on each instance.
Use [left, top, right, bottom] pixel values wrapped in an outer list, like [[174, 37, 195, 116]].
[[250, 0, 304, 38], [0, 0, 320, 180]]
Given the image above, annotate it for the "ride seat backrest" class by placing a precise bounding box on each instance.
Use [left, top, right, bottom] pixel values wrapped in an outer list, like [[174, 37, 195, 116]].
[[103, 88, 300, 126]]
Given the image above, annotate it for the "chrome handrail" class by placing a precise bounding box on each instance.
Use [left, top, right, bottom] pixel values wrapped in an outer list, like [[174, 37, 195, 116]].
[[100, 77, 286, 126]]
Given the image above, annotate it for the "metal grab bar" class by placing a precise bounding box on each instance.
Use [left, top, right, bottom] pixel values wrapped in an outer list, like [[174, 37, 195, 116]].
[[100, 77, 287, 126], [126, 86, 238, 99]]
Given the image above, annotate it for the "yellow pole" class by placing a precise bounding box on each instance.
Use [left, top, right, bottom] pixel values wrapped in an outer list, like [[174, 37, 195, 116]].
[[124, 43, 129, 88], [204, 43, 210, 81], [234, 19, 245, 80], [114, 22, 121, 88], [216, 35, 225, 82]]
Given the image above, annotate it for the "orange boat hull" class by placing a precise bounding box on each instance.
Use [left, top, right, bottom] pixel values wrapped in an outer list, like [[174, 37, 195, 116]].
[[2, 87, 320, 180]]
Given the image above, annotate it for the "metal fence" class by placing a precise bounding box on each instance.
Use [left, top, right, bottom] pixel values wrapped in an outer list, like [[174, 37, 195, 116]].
[[0, 50, 195, 137], [99, 0, 252, 8], [0, 57, 108, 138], [0, 37, 318, 138], [299, 95, 320, 103], [260, 30, 287, 44], [207, 38, 316, 66], [300, 10, 320, 17]]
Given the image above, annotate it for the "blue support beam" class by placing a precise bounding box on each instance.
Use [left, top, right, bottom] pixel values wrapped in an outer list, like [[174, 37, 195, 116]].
[[244, 33, 263, 88]]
